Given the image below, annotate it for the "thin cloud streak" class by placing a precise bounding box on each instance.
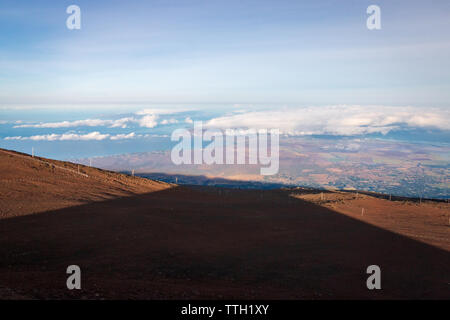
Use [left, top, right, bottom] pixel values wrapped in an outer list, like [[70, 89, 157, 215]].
[[4, 132, 138, 141], [10, 109, 192, 129]]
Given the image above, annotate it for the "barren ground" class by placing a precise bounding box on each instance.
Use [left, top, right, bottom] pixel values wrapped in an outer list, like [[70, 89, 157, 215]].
[[0, 148, 448, 299]]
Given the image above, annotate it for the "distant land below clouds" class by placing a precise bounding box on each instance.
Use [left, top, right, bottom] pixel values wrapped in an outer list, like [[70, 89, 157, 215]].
[[1, 105, 449, 141], [74, 136, 449, 199], [1, 104, 448, 199]]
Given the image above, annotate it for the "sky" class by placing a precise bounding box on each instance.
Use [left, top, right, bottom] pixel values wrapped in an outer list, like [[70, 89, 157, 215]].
[[0, 0, 449, 160], [1, 0, 450, 107]]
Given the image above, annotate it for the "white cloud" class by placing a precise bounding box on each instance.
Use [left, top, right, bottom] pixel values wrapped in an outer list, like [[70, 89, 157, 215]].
[[136, 108, 175, 116], [135, 107, 193, 116], [12, 113, 167, 129], [138, 114, 158, 128], [160, 118, 179, 125], [110, 132, 136, 140], [205, 105, 450, 136], [10, 107, 196, 130], [185, 117, 193, 124], [13, 117, 136, 129], [4, 131, 138, 141], [59, 132, 110, 141], [108, 117, 136, 128]]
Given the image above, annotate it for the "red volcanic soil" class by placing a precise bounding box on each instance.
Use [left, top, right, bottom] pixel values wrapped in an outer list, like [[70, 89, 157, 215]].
[[0, 148, 449, 299], [293, 192, 450, 251]]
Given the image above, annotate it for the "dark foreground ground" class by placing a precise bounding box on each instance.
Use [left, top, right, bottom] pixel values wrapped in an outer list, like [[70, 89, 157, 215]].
[[0, 148, 449, 299]]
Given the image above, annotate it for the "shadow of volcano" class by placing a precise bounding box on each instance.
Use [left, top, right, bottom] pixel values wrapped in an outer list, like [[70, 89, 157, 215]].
[[129, 171, 287, 189], [0, 186, 448, 299]]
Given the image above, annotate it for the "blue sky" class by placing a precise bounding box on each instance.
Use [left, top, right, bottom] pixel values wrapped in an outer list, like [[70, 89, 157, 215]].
[[0, 0, 449, 160], [1, 0, 450, 107]]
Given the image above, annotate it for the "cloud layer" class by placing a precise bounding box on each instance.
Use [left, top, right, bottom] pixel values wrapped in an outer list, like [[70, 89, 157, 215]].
[[11, 108, 188, 129], [5, 132, 137, 141], [205, 105, 450, 136], [4, 105, 449, 142], [13, 118, 135, 129]]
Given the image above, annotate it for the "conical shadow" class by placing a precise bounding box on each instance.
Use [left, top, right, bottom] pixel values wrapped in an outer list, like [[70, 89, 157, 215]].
[[0, 185, 448, 299]]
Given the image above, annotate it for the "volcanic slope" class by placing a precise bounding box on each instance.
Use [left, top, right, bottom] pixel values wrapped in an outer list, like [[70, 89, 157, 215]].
[[0, 148, 448, 299]]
